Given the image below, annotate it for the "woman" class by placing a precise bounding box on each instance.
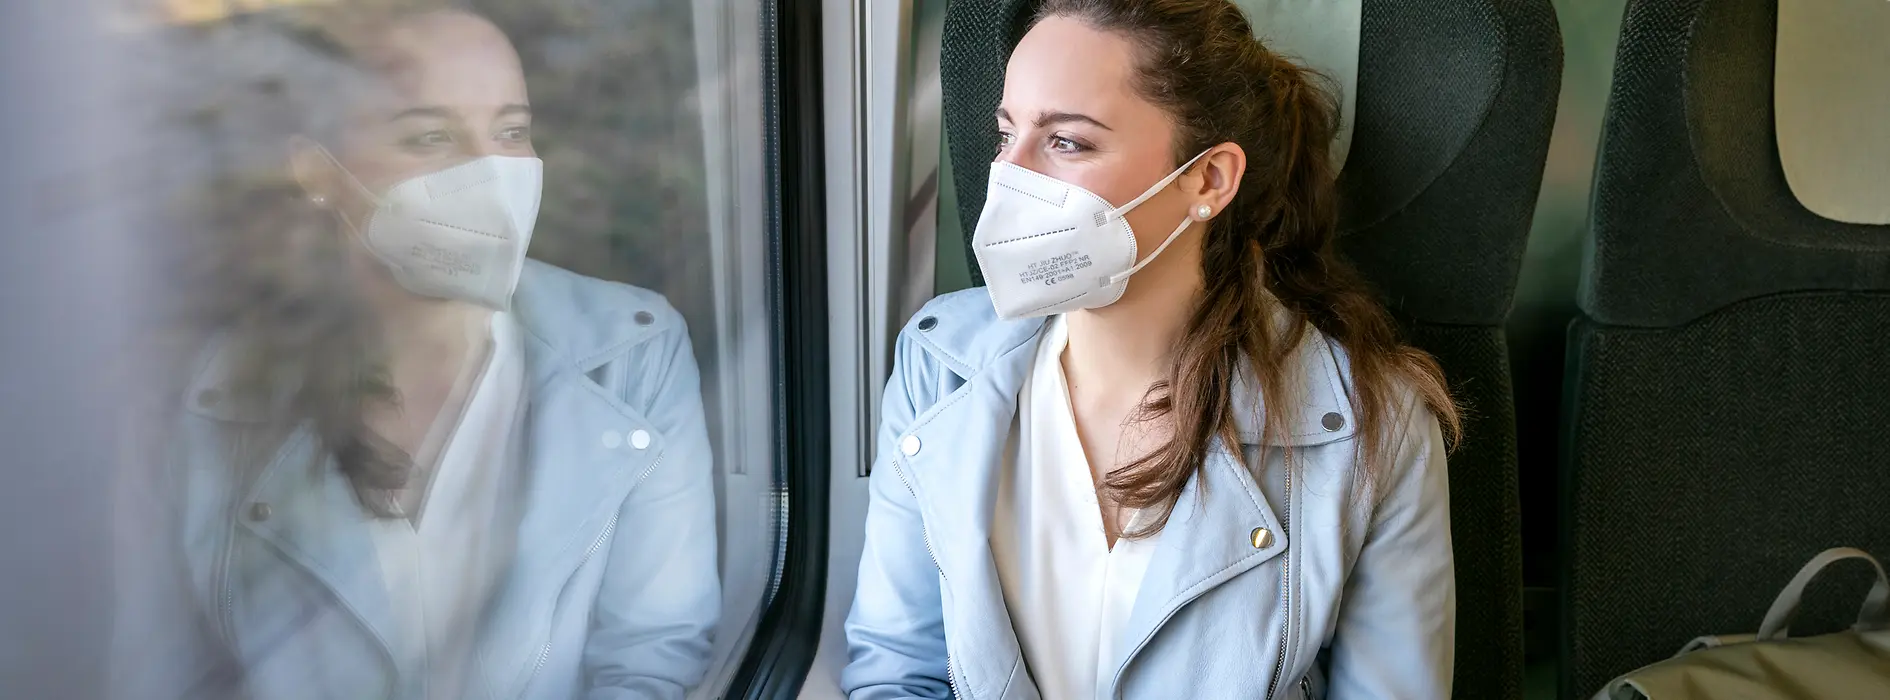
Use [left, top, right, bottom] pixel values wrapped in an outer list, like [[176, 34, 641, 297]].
[[843, 1, 1459, 698], [112, 6, 719, 699]]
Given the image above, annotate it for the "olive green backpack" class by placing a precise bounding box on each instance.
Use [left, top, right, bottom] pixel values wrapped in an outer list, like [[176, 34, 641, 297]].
[[1595, 547, 1890, 700]]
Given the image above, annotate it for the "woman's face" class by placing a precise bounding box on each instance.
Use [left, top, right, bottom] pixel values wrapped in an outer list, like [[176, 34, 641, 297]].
[[997, 16, 1202, 267], [301, 10, 536, 225]]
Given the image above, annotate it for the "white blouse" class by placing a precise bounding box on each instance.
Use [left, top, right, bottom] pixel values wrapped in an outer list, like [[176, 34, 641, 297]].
[[369, 311, 526, 699], [991, 315, 1161, 700]]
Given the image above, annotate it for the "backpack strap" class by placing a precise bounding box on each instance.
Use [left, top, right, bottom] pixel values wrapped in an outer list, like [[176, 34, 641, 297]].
[[1756, 547, 1890, 640]]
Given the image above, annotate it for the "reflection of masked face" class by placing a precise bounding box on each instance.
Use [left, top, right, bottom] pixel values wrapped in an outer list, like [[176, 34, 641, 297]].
[[328, 151, 544, 311]]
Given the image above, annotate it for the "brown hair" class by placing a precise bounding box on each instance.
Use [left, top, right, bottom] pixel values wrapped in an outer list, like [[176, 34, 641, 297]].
[[1033, 0, 1460, 537], [169, 1, 460, 518]]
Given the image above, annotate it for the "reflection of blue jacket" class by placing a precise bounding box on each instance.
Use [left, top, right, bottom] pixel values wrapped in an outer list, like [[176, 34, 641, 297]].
[[112, 260, 721, 700], [842, 290, 1455, 700]]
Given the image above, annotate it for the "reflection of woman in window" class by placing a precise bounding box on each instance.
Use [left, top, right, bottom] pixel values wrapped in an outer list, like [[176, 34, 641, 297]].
[[113, 7, 719, 699], [845, 1, 1458, 698]]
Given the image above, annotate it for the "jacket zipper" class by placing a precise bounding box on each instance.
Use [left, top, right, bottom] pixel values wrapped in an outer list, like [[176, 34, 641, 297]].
[[1264, 463, 1295, 700], [1299, 676, 1311, 699], [889, 455, 963, 699], [523, 453, 660, 692], [946, 653, 961, 700], [218, 522, 238, 643]]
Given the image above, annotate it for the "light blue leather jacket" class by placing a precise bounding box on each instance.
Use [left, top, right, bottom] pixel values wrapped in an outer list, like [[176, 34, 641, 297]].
[[111, 261, 721, 700], [842, 289, 1455, 700]]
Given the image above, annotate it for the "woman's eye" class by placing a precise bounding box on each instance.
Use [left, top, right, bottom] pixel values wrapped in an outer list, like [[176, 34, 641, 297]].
[[400, 130, 454, 149], [498, 126, 531, 142], [1049, 136, 1083, 153], [996, 130, 1016, 151]]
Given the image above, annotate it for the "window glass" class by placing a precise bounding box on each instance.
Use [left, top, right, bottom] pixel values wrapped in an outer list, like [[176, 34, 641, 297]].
[[105, 1, 777, 697]]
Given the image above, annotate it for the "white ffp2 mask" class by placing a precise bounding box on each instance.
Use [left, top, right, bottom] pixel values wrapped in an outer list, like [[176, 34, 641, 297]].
[[331, 154, 544, 311], [970, 151, 1208, 320]]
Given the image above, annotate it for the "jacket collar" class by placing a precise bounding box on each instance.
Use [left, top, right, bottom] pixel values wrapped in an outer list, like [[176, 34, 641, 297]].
[[182, 260, 665, 422], [906, 288, 1358, 447], [508, 260, 668, 388]]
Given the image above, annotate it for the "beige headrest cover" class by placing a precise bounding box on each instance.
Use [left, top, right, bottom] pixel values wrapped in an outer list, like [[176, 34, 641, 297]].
[[1775, 0, 1890, 225], [1237, 0, 1362, 172]]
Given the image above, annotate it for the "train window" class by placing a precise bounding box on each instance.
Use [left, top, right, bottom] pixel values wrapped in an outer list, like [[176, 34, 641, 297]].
[[81, 0, 806, 697]]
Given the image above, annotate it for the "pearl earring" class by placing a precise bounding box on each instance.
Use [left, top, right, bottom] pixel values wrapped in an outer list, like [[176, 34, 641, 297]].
[[1195, 203, 1213, 220]]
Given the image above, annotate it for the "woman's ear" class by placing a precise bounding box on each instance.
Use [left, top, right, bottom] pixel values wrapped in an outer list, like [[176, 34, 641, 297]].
[[1188, 143, 1247, 219]]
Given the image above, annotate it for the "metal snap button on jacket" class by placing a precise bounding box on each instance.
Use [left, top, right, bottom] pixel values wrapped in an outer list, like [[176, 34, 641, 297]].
[[1250, 527, 1274, 549]]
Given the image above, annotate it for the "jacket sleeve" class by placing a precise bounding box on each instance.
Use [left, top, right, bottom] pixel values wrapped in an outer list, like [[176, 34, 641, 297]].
[[840, 329, 954, 700], [583, 317, 722, 700], [1325, 404, 1456, 699]]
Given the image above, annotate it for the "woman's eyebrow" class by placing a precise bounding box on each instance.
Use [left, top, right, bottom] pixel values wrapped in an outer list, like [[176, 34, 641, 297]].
[[388, 106, 454, 122], [994, 107, 1113, 131], [1036, 110, 1112, 130]]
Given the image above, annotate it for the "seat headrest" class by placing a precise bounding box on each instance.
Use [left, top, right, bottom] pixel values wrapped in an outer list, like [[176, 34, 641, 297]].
[[1581, 0, 1890, 328], [1236, 0, 1362, 171], [1774, 0, 1890, 225]]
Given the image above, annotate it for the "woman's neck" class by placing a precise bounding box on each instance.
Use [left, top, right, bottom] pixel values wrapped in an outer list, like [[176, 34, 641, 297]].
[[1061, 242, 1204, 399], [358, 266, 493, 390]]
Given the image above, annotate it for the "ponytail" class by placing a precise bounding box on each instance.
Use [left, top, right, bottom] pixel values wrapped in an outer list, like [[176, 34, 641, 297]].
[[1259, 54, 1460, 492], [1038, 0, 1460, 536]]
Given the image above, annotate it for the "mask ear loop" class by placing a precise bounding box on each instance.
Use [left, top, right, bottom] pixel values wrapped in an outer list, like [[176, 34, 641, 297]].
[[1104, 149, 1214, 286], [1108, 217, 1195, 286], [306, 144, 404, 269], [301, 139, 386, 207]]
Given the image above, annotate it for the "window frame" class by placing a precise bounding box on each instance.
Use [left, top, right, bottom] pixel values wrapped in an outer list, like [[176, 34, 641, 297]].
[[722, 0, 831, 696]]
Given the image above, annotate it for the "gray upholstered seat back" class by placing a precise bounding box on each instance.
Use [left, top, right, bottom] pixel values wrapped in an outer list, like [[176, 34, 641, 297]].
[[1563, 0, 1890, 696]]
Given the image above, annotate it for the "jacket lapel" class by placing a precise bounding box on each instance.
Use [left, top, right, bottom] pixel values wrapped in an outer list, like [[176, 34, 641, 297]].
[[235, 426, 402, 664], [179, 337, 401, 664], [900, 316, 1044, 700], [506, 331, 654, 578], [482, 265, 673, 696], [1106, 330, 1358, 691], [1106, 441, 1288, 689], [504, 260, 670, 580]]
